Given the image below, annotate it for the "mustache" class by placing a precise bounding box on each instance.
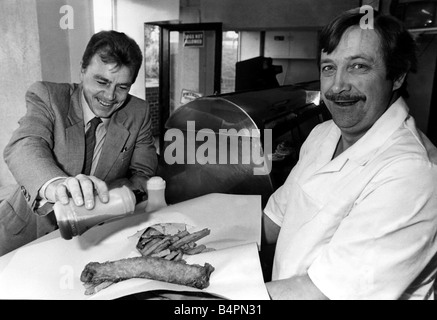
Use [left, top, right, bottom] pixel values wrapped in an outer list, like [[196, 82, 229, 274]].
[[324, 92, 366, 102]]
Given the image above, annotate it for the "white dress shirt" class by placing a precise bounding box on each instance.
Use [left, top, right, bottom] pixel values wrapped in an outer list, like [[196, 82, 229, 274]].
[[264, 97, 437, 299], [81, 92, 109, 176]]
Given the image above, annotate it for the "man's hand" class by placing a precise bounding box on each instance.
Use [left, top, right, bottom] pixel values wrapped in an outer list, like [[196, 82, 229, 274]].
[[45, 174, 109, 209]]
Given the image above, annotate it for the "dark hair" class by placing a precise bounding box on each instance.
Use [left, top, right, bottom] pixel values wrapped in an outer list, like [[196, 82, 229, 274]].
[[318, 8, 418, 97], [81, 30, 143, 83]]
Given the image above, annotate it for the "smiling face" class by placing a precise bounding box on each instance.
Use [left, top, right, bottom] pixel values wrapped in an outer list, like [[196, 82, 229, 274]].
[[320, 26, 405, 140], [80, 54, 133, 118]]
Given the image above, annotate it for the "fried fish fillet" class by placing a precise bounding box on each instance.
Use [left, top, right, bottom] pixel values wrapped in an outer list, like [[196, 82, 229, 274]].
[[80, 256, 215, 295]]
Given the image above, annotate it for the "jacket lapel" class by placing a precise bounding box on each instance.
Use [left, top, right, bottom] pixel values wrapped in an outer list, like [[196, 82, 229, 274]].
[[64, 85, 86, 175], [94, 108, 130, 180], [311, 123, 346, 174]]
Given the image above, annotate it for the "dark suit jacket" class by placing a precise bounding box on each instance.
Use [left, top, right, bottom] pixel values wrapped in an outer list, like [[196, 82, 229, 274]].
[[0, 81, 158, 254]]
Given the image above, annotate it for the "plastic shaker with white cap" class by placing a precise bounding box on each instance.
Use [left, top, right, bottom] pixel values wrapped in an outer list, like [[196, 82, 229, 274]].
[[54, 185, 136, 240], [145, 176, 168, 212]]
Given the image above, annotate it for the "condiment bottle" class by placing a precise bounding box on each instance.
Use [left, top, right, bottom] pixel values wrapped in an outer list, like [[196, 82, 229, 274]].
[[145, 176, 168, 212], [53, 185, 136, 240]]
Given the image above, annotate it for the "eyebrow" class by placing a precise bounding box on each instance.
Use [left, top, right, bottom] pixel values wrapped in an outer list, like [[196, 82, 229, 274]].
[[349, 54, 375, 63], [93, 75, 132, 86], [320, 54, 375, 65]]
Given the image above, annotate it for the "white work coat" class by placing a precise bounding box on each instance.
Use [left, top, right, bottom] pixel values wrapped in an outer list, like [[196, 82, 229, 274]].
[[265, 98, 437, 299]]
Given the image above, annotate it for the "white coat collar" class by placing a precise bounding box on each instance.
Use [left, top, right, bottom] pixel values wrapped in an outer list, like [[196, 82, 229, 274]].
[[316, 97, 409, 173]]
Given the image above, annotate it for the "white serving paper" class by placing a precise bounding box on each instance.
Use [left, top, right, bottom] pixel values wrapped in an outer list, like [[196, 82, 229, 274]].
[[0, 193, 269, 300]]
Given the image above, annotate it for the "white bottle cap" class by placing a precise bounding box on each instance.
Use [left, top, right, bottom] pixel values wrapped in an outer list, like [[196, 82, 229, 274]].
[[147, 176, 166, 190]]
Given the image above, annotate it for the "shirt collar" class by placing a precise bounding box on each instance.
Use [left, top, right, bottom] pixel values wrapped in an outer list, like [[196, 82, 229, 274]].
[[80, 89, 110, 128], [339, 97, 410, 166]]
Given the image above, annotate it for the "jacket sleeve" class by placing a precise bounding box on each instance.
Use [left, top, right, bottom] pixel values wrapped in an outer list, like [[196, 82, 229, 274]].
[[3, 82, 68, 210], [127, 99, 158, 191]]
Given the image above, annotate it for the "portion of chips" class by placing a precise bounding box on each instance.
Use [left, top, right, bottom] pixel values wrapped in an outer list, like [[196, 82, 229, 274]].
[[136, 225, 215, 261]]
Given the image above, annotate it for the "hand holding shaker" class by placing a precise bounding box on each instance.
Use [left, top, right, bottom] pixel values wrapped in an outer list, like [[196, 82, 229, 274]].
[[54, 185, 136, 240], [145, 176, 168, 212]]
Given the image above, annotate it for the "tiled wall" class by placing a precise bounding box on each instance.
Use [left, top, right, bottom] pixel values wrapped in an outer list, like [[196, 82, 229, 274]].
[[146, 86, 160, 136]]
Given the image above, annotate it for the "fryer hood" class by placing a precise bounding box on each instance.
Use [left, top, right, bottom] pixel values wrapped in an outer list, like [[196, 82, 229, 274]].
[[159, 83, 324, 206]]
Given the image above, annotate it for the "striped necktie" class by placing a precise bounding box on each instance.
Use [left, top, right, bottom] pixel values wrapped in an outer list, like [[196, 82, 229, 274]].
[[83, 117, 102, 175]]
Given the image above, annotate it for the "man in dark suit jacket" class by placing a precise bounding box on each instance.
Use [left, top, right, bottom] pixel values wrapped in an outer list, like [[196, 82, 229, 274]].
[[0, 30, 158, 256]]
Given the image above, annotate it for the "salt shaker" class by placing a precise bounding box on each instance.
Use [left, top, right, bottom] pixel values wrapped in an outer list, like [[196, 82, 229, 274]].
[[145, 176, 168, 212]]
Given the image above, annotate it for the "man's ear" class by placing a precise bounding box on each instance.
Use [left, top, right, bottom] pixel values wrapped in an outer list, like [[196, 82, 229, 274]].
[[393, 73, 407, 91], [80, 62, 85, 81]]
